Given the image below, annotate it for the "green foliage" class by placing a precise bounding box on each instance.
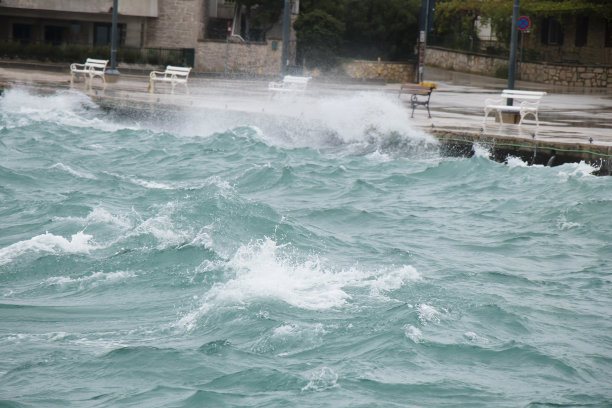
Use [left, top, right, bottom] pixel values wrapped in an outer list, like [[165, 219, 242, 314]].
[[294, 0, 421, 66], [342, 0, 420, 60], [293, 9, 345, 69]]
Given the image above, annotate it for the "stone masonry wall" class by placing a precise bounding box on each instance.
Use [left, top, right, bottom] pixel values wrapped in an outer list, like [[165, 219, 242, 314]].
[[145, 0, 201, 49], [195, 39, 282, 74], [341, 60, 416, 83], [427, 47, 612, 89]]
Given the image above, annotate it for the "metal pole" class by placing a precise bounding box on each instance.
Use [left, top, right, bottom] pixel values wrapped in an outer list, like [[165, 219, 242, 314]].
[[507, 0, 519, 102], [107, 0, 120, 76], [281, 0, 290, 76]]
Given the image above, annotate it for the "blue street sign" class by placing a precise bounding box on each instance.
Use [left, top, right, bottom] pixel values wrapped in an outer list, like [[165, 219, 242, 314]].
[[518, 16, 531, 31]]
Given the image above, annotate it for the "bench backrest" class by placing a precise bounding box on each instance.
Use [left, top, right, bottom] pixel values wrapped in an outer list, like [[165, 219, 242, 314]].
[[84, 58, 108, 71], [282, 76, 311, 89], [501, 89, 546, 101], [400, 84, 433, 95], [165, 66, 191, 77]]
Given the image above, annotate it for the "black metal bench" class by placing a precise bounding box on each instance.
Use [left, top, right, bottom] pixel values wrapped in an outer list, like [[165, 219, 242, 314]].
[[399, 84, 435, 118]]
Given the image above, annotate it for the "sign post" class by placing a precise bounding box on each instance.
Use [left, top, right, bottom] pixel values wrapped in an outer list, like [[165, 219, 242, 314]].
[[507, 0, 520, 104]]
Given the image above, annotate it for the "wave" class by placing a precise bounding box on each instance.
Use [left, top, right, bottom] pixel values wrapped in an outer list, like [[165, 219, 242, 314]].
[[175, 237, 421, 331], [0, 231, 95, 266]]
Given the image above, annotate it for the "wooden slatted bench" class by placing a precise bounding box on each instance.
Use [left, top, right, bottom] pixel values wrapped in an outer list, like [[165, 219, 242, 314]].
[[484, 89, 547, 127], [70, 58, 108, 89], [268, 75, 312, 93], [399, 83, 436, 118], [148, 65, 192, 94]]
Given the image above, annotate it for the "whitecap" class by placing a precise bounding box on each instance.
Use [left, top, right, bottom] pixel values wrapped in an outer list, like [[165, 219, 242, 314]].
[[44, 270, 136, 288], [417, 303, 441, 325], [50, 162, 97, 179], [403, 324, 423, 343], [0, 231, 95, 266], [301, 367, 339, 392], [175, 238, 422, 331]]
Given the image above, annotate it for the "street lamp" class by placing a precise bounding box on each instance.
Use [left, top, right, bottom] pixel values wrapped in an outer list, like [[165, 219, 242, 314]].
[[107, 0, 120, 78]]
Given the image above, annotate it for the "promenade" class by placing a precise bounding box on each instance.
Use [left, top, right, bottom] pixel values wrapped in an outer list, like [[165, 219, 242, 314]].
[[1, 61, 611, 173]]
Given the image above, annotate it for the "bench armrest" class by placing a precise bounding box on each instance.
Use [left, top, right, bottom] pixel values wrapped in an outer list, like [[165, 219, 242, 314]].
[[70, 63, 86, 70], [150, 71, 166, 79], [484, 97, 503, 106]]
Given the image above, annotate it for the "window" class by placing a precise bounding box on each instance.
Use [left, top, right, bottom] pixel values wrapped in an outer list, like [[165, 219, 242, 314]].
[[606, 20, 612, 48], [574, 16, 588, 47], [12, 24, 31, 43], [93, 23, 126, 46], [541, 17, 563, 45], [44, 26, 64, 45]]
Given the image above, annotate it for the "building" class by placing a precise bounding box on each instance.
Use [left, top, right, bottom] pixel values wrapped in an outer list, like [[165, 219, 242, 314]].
[[0, 0, 298, 73]]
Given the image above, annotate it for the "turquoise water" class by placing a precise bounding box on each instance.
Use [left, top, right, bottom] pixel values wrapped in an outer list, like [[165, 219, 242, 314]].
[[1, 87, 611, 407]]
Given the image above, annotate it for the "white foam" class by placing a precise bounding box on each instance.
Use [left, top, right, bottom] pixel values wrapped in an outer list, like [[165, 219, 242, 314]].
[[0, 231, 95, 266], [301, 367, 339, 392], [472, 143, 492, 159], [44, 270, 136, 288], [417, 303, 441, 324], [403, 324, 423, 343], [50, 162, 97, 179], [175, 237, 422, 331], [505, 155, 529, 168], [558, 161, 599, 179]]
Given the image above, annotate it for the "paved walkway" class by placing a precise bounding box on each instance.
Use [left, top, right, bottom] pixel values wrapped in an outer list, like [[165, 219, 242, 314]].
[[1, 62, 611, 152]]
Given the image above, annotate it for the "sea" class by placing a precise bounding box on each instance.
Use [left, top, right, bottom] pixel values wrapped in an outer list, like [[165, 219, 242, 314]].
[[1, 86, 611, 407]]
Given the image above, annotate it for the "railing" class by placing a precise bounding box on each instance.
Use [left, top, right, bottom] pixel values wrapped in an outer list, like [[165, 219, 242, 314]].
[[0, 40, 194, 67]]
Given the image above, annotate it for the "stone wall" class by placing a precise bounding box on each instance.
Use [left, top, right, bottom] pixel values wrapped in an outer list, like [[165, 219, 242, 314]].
[[145, 0, 202, 48], [426, 46, 612, 88], [195, 39, 282, 74], [341, 60, 416, 83]]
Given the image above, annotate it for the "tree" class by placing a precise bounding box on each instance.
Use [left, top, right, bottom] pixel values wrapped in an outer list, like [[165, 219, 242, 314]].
[[294, 0, 422, 65], [293, 9, 345, 69]]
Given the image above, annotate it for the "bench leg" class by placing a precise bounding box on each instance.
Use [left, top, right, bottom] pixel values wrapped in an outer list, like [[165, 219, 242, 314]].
[[426, 103, 431, 119]]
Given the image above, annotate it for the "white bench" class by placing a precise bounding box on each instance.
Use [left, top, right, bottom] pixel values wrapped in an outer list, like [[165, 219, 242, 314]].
[[484, 89, 547, 127], [268, 75, 311, 93], [148, 65, 192, 94], [70, 58, 108, 89]]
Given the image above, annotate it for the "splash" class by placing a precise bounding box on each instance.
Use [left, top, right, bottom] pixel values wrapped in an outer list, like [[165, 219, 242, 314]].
[[175, 237, 421, 331], [0, 87, 139, 132]]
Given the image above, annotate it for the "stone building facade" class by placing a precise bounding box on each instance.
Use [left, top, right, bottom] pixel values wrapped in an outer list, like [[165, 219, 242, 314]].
[[0, 0, 295, 74]]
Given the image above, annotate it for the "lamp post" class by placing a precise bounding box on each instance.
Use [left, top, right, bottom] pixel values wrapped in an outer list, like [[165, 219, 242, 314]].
[[107, 0, 120, 78], [281, 0, 290, 76], [507, 0, 519, 102]]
